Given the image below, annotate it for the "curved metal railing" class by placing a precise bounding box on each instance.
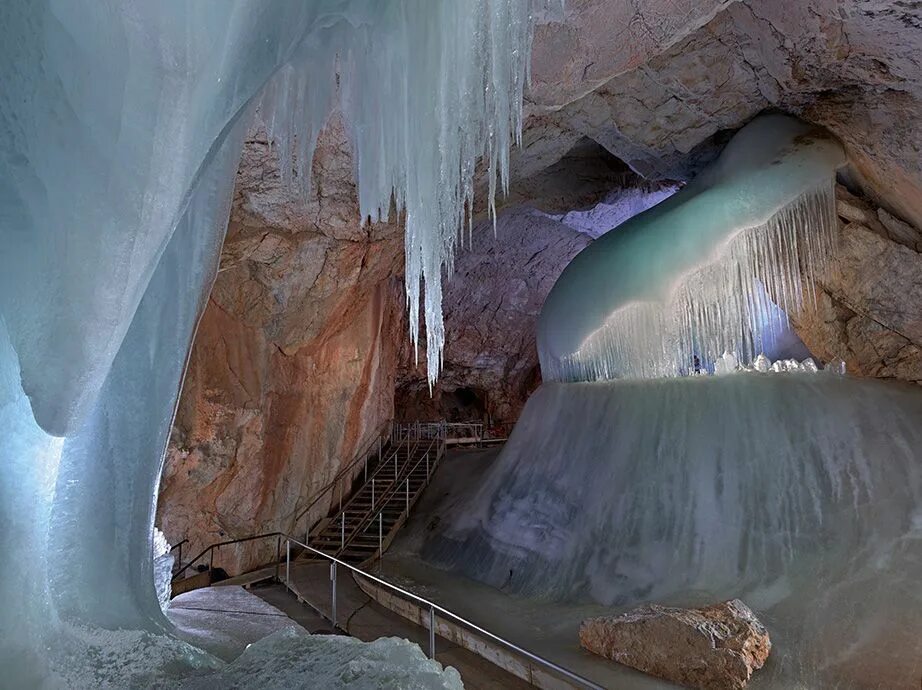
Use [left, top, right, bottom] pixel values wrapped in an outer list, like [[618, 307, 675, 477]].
[[175, 527, 601, 689], [284, 533, 602, 689]]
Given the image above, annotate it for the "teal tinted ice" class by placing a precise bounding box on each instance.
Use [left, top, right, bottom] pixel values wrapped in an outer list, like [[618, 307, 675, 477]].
[[539, 114, 846, 381]]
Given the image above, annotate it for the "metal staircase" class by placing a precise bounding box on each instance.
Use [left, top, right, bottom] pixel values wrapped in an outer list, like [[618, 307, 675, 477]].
[[171, 421, 481, 583], [305, 428, 444, 565]]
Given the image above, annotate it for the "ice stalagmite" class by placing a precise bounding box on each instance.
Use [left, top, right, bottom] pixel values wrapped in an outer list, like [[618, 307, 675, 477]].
[[0, 1, 541, 685], [538, 114, 846, 381]]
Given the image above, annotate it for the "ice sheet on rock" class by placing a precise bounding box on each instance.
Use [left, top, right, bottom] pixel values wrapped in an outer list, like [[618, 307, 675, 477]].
[[538, 114, 846, 382], [552, 184, 679, 239], [153, 528, 174, 614], [183, 628, 464, 690], [423, 376, 922, 688]]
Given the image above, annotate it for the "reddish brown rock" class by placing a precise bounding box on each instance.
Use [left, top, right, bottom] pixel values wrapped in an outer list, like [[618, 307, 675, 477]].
[[157, 116, 405, 574], [579, 599, 771, 690]]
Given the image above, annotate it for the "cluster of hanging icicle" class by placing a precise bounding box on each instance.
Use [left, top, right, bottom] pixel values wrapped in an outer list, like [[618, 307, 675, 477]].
[[259, 0, 558, 387], [548, 183, 840, 381]]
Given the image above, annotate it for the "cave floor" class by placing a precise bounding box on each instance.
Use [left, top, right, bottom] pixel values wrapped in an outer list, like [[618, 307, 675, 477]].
[[167, 585, 306, 661], [280, 559, 532, 689], [378, 555, 670, 689]]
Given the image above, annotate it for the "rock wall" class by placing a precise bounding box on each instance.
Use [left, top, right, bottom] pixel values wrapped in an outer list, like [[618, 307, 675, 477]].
[[157, 118, 404, 573], [792, 185, 922, 384], [527, 0, 922, 227]]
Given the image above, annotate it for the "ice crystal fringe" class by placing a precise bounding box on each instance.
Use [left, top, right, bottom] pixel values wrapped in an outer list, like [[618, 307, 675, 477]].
[[543, 182, 839, 381], [259, 0, 556, 387]]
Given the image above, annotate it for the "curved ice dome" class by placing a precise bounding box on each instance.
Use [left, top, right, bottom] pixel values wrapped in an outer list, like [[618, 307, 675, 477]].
[[537, 114, 847, 382]]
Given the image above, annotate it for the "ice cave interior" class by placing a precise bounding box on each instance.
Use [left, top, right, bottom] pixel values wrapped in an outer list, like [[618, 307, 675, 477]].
[[2, 1, 922, 688]]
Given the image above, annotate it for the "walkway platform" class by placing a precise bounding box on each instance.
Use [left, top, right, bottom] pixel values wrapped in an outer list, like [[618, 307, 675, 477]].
[[284, 560, 531, 689]]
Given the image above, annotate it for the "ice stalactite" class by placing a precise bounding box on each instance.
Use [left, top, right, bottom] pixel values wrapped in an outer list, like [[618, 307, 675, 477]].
[[260, 0, 552, 386], [538, 115, 846, 382]]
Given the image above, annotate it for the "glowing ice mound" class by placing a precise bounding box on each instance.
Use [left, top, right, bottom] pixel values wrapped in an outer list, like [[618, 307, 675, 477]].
[[425, 375, 922, 688], [538, 114, 846, 382]]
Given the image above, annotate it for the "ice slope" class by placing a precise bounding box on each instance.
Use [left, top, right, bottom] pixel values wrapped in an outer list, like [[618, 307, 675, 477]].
[[538, 114, 846, 381], [425, 375, 922, 687]]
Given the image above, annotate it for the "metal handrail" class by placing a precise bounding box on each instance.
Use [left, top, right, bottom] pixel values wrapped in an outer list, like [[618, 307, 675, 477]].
[[392, 420, 486, 443], [292, 418, 393, 527], [175, 528, 601, 687], [358, 437, 440, 562], [173, 431, 413, 581], [280, 533, 602, 690], [169, 539, 189, 572], [172, 531, 285, 581], [312, 439, 406, 537], [328, 437, 424, 553]]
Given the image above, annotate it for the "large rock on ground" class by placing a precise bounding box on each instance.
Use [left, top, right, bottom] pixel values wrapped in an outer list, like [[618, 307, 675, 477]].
[[579, 600, 770, 690]]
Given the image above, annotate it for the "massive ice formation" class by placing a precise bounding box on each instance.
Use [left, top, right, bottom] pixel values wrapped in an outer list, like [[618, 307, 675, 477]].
[[538, 115, 846, 381], [0, 0, 540, 684], [426, 375, 922, 688]]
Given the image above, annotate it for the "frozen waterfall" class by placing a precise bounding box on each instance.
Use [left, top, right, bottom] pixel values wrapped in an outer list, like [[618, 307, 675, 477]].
[[0, 0, 541, 685], [538, 115, 846, 382], [424, 375, 922, 688]]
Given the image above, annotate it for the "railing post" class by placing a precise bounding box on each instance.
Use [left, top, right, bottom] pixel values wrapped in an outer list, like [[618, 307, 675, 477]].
[[209, 547, 214, 573], [177, 542, 182, 571], [405, 478, 409, 514], [372, 478, 375, 506], [429, 606, 436, 658], [275, 535, 281, 582], [378, 512, 383, 559], [426, 452, 429, 479], [285, 539, 290, 586], [340, 512, 345, 549], [330, 562, 337, 629]]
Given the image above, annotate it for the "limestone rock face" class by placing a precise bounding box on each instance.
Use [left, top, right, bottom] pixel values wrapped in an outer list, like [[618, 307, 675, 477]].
[[157, 117, 404, 574], [791, 186, 922, 384], [528, 1, 922, 227], [579, 600, 771, 690]]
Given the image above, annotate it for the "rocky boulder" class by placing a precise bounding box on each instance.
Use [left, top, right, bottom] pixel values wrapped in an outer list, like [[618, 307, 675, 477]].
[[579, 599, 770, 690]]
